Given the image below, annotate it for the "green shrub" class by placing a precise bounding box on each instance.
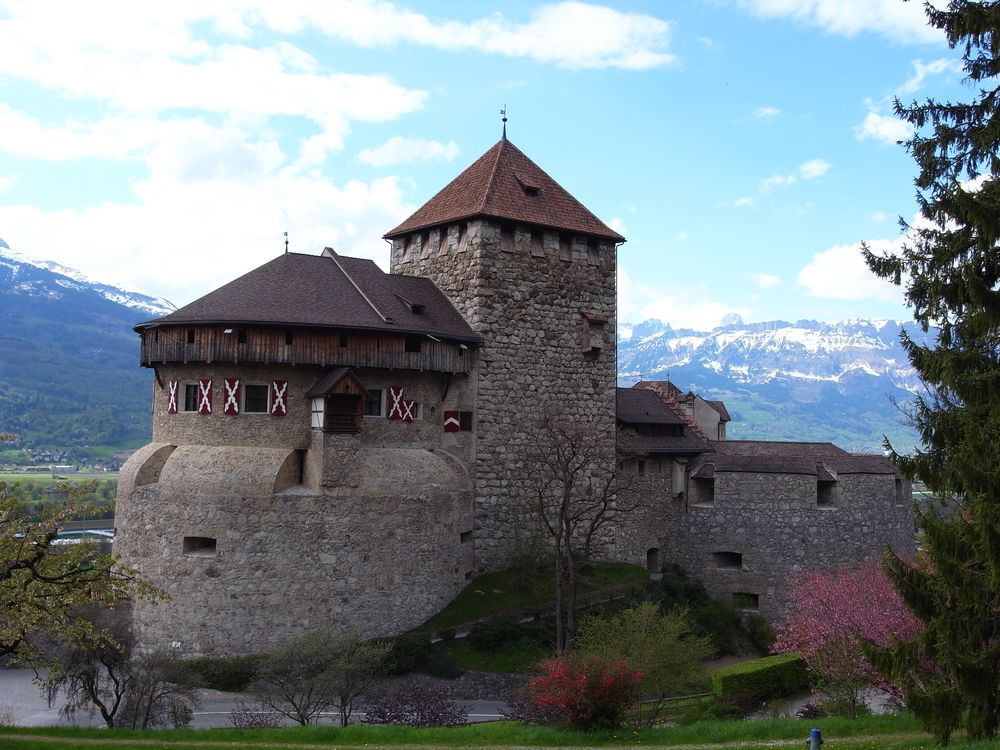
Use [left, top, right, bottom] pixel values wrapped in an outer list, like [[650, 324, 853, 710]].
[[418, 644, 463, 679], [676, 695, 752, 724], [711, 653, 808, 702], [373, 632, 432, 676], [745, 613, 777, 654], [468, 619, 535, 652], [183, 654, 263, 692]]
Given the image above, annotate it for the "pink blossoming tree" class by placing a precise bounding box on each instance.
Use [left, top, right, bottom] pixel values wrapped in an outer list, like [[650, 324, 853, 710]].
[[772, 558, 922, 716]]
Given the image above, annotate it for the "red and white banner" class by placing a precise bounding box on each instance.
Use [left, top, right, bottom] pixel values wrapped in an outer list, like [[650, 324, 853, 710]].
[[224, 378, 241, 415], [197, 379, 212, 414], [443, 410, 460, 432], [271, 380, 287, 416], [166, 380, 178, 415]]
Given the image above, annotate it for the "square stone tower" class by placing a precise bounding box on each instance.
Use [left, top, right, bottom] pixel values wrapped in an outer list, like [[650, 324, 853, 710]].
[[386, 137, 623, 569]]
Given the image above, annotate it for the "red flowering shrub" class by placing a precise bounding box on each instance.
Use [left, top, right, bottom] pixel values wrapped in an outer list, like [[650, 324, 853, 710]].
[[525, 655, 643, 730]]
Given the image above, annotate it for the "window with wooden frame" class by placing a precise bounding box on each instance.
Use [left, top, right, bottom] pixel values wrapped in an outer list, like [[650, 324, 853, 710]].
[[243, 384, 270, 414]]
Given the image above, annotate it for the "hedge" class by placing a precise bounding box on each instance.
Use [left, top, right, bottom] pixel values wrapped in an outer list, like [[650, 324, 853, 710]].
[[711, 653, 808, 702], [183, 654, 263, 692]]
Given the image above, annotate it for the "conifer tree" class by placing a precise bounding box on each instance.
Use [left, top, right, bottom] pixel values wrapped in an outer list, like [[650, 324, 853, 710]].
[[862, 2, 1000, 743]]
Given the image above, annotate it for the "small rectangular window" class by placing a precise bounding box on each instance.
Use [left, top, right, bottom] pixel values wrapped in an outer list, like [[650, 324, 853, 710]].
[[637, 460, 646, 477], [237, 329, 248, 344], [186, 329, 195, 344], [713, 551, 743, 569], [183, 536, 217, 556], [244, 384, 269, 414], [285, 331, 294, 346], [587, 240, 600, 266], [340, 334, 349, 348], [558, 235, 572, 261], [183, 383, 199, 412], [500, 225, 514, 253], [457, 223, 468, 253], [459, 411, 473, 431], [733, 592, 759, 611], [404, 335, 422, 353], [364, 389, 384, 417], [460, 530, 473, 544], [531, 231, 545, 257]]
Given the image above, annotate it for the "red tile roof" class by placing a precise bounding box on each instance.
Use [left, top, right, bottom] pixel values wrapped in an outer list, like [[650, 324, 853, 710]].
[[384, 138, 625, 242]]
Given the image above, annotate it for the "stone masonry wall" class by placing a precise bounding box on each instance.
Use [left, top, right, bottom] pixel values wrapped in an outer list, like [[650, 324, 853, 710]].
[[661, 470, 915, 620], [118, 359, 478, 656], [392, 220, 618, 570]]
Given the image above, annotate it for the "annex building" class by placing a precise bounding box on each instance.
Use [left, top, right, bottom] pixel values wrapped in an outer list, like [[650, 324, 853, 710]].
[[115, 137, 914, 655]]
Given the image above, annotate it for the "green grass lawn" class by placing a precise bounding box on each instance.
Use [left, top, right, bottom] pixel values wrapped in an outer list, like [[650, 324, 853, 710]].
[[422, 561, 647, 632], [2, 714, 995, 749]]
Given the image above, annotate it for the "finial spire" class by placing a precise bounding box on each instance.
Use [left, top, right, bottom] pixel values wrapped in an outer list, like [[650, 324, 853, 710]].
[[500, 105, 508, 140], [284, 231, 288, 254]]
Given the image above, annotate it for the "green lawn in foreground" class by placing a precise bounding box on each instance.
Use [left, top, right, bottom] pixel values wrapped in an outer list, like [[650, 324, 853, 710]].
[[0, 713, 953, 749], [422, 561, 647, 632]]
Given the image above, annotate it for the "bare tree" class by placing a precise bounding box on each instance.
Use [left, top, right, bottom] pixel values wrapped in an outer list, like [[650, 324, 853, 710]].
[[40, 605, 199, 729], [252, 627, 389, 726], [524, 418, 633, 652]]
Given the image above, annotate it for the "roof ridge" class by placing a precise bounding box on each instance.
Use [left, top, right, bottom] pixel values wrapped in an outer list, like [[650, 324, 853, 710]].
[[638, 382, 710, 442], [322, 247, 391, 324], [478, 138, 506, 216]]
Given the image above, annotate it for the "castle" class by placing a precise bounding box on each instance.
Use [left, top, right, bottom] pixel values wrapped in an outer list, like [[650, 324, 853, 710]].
[[114, 136, 914, 656]]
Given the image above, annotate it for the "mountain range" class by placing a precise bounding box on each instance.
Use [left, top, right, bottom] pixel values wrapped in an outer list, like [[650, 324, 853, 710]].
[[0, 239, 172, 464], [618, 317, 923, 452], [0, 238, 922, 461]]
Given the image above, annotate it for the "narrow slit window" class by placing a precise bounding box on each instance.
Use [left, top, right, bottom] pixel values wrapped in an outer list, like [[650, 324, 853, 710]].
[[183, 536, 217, 557], [712, 551, 743, 569], [733, 592, 759, 610], [531, 231, 545, 257], [500, 225, 515, 253], [186, 329, 195, 344], [558, 235, 572, 261]]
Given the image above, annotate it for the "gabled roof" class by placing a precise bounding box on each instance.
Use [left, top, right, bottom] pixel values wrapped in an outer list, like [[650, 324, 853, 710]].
[[384, 138, 625, 242], [616, 388, 685, 425], [690, 441, 898, 476], [135, 250, 481, 344], [706, 400, 731, 422]]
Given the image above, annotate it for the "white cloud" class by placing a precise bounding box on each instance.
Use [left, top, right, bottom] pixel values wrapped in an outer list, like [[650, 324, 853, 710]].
[[855, 111, 912, 144], [869, 211, 889, 222], [898, 57, 963, 94], [760, 158, 830, 190], [761, 173, 797, 191], [749, 272, 783, 289], [797, 240, 904, 303], [735, 0, 941, 43], [799, 158, 830, 180], [733, 195, 755, 208], [753, 106, 781, 119], [358, 137, 460, 167], [618, 268, 746, 331], [0, 161, 414, 306], [0, 175, 15, 193], [269, 1, 677, 70], [608, 217, 629, 236]]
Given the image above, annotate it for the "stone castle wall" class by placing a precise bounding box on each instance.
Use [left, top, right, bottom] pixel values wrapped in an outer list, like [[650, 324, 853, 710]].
[[660, 470, 915, 619], [391, 220, 618, 569], [117, 361, 478, 655]]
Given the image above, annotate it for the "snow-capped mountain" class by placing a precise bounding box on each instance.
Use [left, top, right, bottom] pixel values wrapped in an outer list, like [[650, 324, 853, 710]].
[[618, 318, 925, 452], [0, 238, 174, 316], [0, 238, 173, 461]]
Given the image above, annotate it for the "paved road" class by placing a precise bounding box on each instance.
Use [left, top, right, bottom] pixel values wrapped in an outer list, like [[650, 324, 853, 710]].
[[0, 668, 506, 728]]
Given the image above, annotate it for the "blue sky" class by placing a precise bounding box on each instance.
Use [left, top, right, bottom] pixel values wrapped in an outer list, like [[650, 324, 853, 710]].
[[0, 1, 968, 330]]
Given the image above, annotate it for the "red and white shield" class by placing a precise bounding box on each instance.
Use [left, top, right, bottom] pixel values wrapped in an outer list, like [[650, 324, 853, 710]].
[[224, 378, 240, 415], [166, 380, 178, 415], [400, 399, 416, 422], [388, 385, 405, 420], [443, 410, 460, 432], [197, 379, 212, 414], [271, 380, 287, 416]]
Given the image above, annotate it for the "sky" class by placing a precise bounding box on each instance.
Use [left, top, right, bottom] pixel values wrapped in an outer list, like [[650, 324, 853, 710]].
[[0, 0, 973, 330]]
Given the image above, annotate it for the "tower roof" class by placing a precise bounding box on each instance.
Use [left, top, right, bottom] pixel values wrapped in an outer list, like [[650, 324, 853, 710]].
[[384, 138, 625, 242]]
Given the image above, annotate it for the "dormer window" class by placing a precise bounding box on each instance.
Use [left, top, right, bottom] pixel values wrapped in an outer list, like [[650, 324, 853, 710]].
[[524, 185, 540, 197]]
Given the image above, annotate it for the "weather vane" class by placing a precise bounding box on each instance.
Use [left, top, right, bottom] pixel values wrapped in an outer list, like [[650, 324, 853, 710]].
[[284, 231, 288, 254], [500, 105, 508, 139]]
